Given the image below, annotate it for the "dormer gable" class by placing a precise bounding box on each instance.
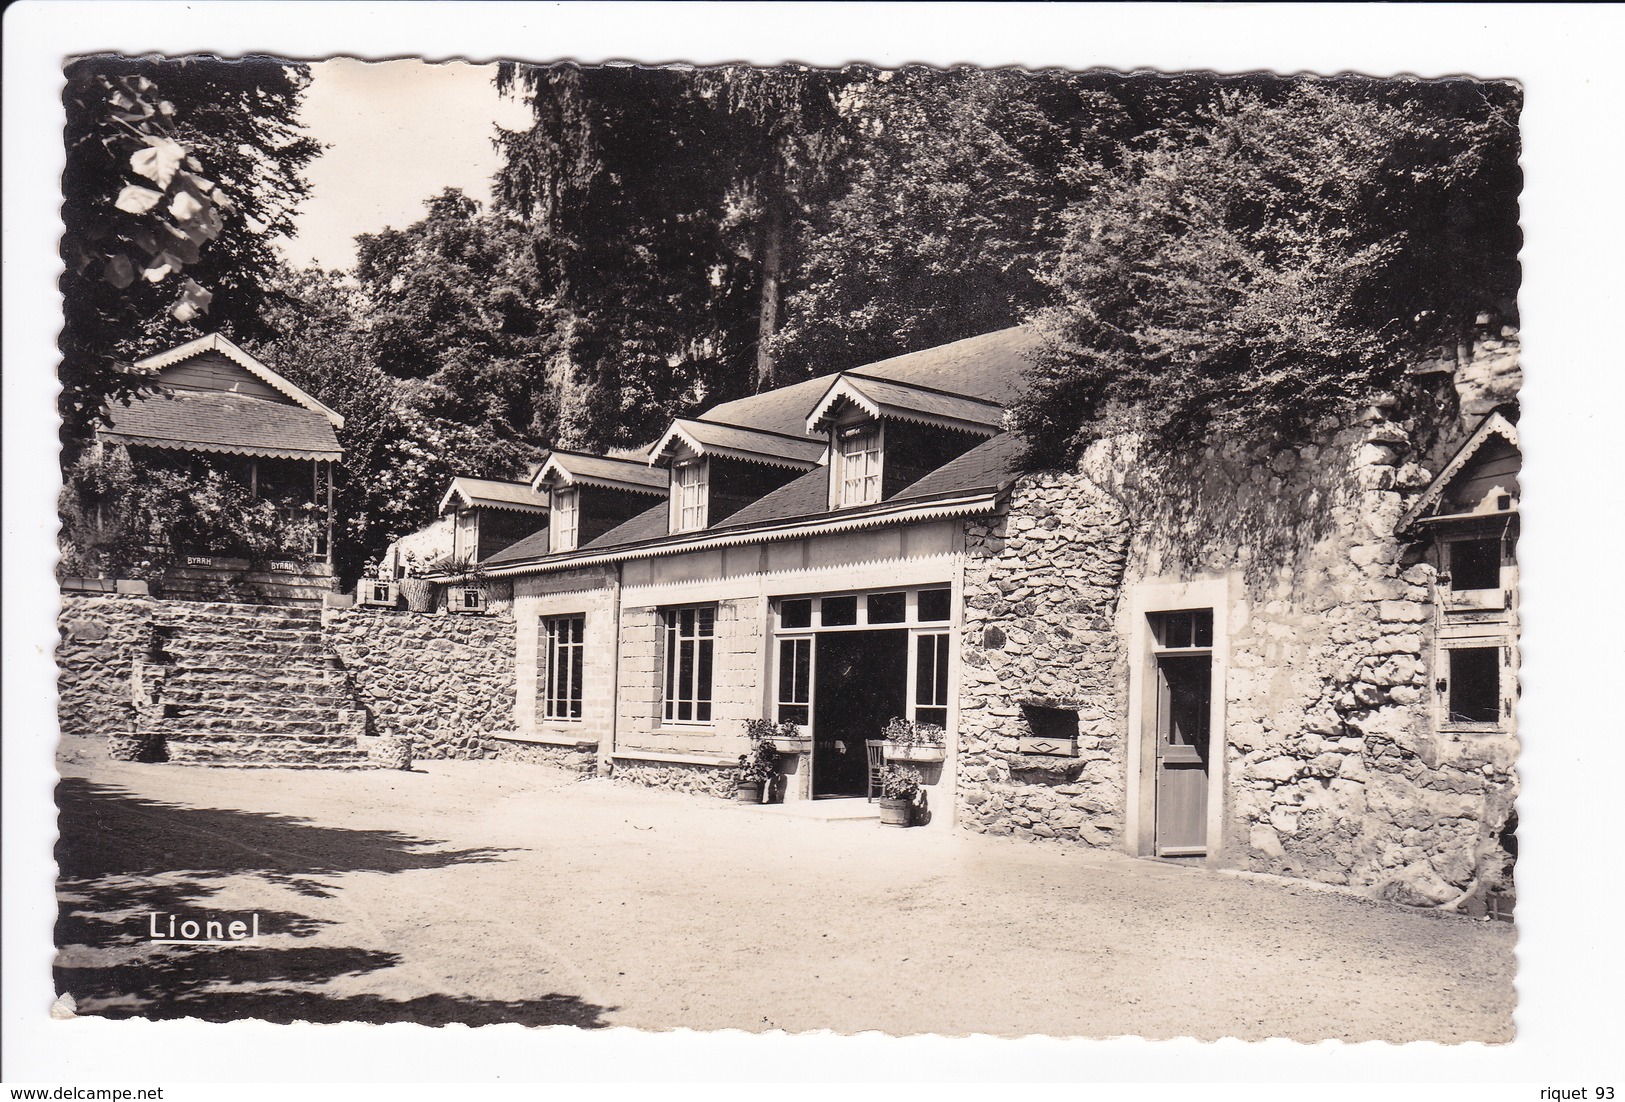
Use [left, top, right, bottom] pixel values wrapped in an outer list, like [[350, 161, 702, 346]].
[[534, 450, 666, 553], [1399, 411, 1520, 532], [807, 373, 1005, 510], [436, 476, 550, 563], [649, 419, 823, 534]]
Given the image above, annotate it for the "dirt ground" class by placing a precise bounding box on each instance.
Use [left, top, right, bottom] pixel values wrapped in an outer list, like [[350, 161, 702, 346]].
[[52, 742, 1516, 1041]]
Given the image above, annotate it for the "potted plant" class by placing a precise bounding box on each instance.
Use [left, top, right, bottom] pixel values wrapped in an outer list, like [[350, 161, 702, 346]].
[[744, 717, 811, 755], [397, 551, 438, 612], [882, 717, 947, 763], [877, 764, 921, 827], [733, 738, 779, 803]]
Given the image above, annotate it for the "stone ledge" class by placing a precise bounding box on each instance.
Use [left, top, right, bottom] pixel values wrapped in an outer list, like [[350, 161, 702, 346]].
[[612, 748, 733, 768], [501, 731, 599, 750]]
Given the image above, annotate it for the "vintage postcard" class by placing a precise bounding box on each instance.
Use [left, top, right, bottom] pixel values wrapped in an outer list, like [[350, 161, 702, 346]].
[[44, 51, 1528, 1050]]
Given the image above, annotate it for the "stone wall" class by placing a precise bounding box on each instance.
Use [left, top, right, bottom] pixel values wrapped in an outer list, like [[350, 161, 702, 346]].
[[959, 400, 1517, 908], [490, 737, 598, 775], [957, 476, 1132, 845], [610, 756, 735, 798], [322, 607, 517, 759], [57, 594, 153, 738]]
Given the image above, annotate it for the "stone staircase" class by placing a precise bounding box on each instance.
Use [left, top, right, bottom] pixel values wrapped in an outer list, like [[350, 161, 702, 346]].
[[137, 601, 371, 768]]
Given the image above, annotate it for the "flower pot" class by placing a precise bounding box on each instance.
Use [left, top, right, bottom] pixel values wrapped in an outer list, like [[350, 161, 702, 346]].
[[398, 578, 437, 613], [877, 797, 913, 827], [736, 782, 763, 803], [884, 743, 945, 764], [762, 736, 812, 755]]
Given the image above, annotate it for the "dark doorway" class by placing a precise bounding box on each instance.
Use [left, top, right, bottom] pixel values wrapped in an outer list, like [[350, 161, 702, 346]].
[[813, 631, 908, 797]]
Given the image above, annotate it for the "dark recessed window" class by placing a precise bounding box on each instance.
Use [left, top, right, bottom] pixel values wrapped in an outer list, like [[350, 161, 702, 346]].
[[779, 598, 812, 629], [868, 592, 906, 624], [917, 588, 952, 623], [1448, 647, 1501, 724], [1022, 704, 1080, 743], [821, 595, 858, 626], [1449, 538, 1502, 592], [1152, 609, 1213, 649]]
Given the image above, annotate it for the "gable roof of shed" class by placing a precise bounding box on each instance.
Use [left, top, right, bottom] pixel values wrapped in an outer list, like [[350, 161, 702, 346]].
[[133, 333, 344, 428], [534, 450, 668, 495], [102, 389, 344, 461], [438, 476, 549, 515]]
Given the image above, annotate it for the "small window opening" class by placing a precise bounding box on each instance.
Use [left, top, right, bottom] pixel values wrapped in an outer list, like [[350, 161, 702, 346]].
[[1449, 538, 1502, 592], [868, 592, 906, 624], [821, 595, 858, 626], [779, 598, 812, 629], [1021, 703, 1080, 743], [1447, 647, 1501, 724], [917, 588, 952, 623], [1151, 609, 1213, 649]]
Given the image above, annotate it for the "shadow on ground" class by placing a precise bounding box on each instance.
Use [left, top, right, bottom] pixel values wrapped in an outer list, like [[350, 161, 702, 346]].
[[53, 777, 610, 1028]]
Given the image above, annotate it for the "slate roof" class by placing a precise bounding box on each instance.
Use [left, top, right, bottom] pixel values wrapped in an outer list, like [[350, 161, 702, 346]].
[[808, 374, 1006, 433], [653, 419, 827, 467], [537, 451, 668, 493], [441, 477, 549, 514], [703, 325, 1040, 438], [103, 389, 344, 461], [480, 524, 553, 565]]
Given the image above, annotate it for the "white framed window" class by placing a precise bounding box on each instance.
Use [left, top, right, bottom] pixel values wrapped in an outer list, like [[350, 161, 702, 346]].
[[455, 510, 478, 560], [836, 424, 882, 507], [913, 632, 950, 728], [776, 636, 812, 727], [662, 606, 715, 724], [542, 615, 585, 721], [673, 459, 708, 532], [551, 487, 579, 553]]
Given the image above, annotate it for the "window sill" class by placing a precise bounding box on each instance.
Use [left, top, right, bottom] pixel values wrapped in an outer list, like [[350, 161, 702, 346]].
[[1438, 723, 1509, 735]]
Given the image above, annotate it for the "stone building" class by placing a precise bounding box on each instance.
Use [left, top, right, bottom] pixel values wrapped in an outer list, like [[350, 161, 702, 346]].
[[439, 323, 1519, 910]]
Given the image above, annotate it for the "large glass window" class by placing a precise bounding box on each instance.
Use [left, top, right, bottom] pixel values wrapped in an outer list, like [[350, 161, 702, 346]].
[[674, 460, 708, 532], [914, 632, 950, 728], [543, 615, 585, 721], [776, 637, 811, 726], [662, 606, 716, 723], [551, 488, 579, 553], [837, 424, 882, 506]]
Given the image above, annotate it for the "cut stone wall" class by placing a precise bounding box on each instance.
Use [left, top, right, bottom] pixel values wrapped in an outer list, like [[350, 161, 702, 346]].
[[57, 594, 153, 738], [957, 476, 1132, 846], [322, 607, 517, 759]]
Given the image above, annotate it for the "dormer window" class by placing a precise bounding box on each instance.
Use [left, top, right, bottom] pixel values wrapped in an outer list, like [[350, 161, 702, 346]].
[[836, 424, 882, 507], [673, 459, 709, 532], [551, 488, 579, 553]]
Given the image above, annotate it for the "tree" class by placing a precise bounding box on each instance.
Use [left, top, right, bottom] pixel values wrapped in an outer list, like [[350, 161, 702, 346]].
[[59, 56, 318, 447], [1010, 79, 1521, 467]]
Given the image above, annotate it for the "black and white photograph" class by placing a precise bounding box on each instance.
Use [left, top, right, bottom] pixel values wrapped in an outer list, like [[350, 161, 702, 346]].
[[5, 1, 1623, 1094]]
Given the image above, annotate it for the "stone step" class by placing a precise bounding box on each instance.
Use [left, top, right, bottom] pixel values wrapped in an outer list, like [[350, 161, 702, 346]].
[[161, 732, 369, 767], [153, 639, 329, 660], [160, 686, 355, 708], [153, 655, 339, 677], [149, 626, 324, 646], [151, 714, 361, 736], [158, 700, 362, 723], [154, 603, 323, 627], [165, 760, 378, 770]]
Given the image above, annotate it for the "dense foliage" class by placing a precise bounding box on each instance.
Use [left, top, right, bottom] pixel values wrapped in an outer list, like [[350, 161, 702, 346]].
[[59, 446, 319, 580], [1011, 80, 1521, 465], [59, 56, 318, 448]]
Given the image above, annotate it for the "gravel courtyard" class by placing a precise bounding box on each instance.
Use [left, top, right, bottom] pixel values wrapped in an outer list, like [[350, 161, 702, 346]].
[[53, 745, 1515, 1041]]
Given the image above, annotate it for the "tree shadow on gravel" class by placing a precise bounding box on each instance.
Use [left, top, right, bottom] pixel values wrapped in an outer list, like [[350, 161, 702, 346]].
[[53, 778, 607, 1028]]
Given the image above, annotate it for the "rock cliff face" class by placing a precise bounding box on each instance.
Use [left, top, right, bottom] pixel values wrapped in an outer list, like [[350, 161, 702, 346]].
[[958, 386, 1518, 908]]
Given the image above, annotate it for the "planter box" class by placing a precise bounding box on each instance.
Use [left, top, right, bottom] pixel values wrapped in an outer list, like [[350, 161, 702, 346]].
[[1018, 735, 1079, 757], [760, 736, 813, 755], [884, 743, 946, 764]]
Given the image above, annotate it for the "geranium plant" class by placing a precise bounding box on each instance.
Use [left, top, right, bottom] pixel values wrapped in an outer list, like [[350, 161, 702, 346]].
[[882, 716, 946, 747], [879, 764, 922, 802], [743, 718, 800, 745]]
